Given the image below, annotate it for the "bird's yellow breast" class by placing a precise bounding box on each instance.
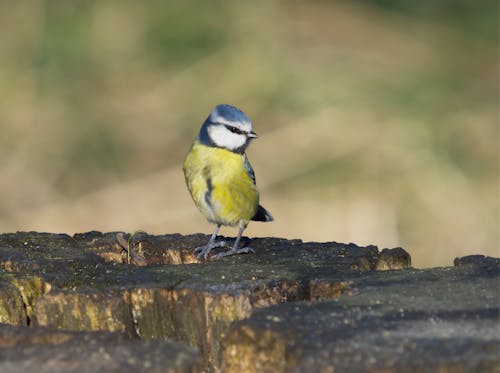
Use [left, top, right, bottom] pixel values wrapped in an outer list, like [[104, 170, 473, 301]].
[[183, 141, 259, 227]]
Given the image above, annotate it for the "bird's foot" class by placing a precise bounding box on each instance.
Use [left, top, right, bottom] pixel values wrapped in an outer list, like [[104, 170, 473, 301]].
[[194, 240, 228, 260], [211, 246, 255, 260]]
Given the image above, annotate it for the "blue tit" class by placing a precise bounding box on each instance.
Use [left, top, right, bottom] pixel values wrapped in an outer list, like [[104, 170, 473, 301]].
[[183, 104, 273, 260]]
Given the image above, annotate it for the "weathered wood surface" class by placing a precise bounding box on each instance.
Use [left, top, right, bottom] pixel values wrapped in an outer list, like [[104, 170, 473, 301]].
[[0, 324, 201, 373], [0, 231, 497, 372]]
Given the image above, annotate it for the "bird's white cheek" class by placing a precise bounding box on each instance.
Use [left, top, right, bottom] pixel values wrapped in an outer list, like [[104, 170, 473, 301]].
[[208, 126, 246, 151]]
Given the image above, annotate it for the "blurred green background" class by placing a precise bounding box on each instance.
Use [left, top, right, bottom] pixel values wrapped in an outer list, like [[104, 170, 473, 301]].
[[0, 0, 498, 267]]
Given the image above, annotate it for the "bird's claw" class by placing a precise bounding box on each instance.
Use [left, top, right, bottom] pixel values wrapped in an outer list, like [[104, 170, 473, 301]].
[[194, 241, 228, 260], [211, 247, 255, 260]]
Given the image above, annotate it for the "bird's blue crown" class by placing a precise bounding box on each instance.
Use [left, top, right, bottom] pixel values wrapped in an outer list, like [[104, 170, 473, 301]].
[[209, 104, 251, 125]]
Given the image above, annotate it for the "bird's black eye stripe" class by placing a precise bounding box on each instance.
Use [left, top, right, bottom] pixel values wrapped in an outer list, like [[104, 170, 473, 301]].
[[224, 124, 244, 135]]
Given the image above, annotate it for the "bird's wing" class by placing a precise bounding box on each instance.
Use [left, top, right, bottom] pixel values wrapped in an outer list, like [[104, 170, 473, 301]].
[[243, 154, 256, 185]]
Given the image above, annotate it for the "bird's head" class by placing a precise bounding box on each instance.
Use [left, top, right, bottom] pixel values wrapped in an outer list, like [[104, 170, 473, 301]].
[[199, 104, 257, 153]]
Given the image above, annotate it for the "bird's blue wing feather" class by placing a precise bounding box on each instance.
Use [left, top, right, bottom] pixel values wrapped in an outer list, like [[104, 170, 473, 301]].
[[243, 155, 256, 185]]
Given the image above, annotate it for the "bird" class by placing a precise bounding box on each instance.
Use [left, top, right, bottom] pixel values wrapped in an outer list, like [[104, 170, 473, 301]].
[[183, 104, 273, 260]]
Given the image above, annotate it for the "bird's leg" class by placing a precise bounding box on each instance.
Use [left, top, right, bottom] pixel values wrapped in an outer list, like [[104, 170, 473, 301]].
[[211, 226, 255, 260], [194, 225, 228, 260]]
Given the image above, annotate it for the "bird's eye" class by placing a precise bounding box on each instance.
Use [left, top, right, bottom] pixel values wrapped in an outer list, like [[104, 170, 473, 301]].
[[224, 125, 244, 135]]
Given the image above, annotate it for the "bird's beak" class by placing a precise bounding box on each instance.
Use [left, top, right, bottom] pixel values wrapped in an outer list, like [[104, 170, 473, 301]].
[[248, 131, 258, 138]]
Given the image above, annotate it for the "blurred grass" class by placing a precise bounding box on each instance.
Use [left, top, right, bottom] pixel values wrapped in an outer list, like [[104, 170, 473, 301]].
[[0, 0, 497, 267]]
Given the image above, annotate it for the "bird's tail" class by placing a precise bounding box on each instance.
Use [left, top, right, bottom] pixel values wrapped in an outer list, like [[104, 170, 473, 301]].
[[252, 205, 274, 222]]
